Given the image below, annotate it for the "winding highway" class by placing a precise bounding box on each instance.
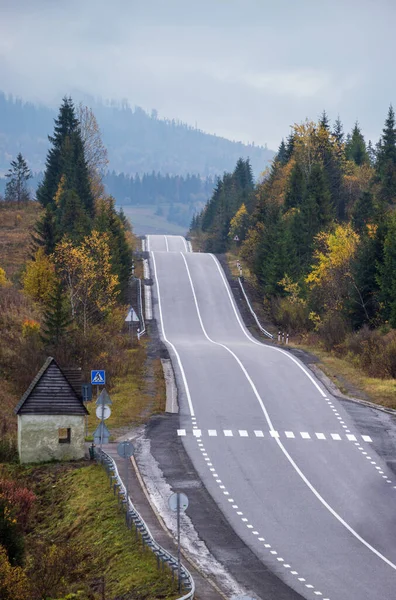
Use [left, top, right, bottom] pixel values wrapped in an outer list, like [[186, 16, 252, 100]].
[[147, 234, 396, 600]]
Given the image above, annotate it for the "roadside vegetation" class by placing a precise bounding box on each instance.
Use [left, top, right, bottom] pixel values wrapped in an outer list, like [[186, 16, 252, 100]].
[[191, 109, 396, 408], [0, 462, 177, 600], [0, 97, 171, 598]]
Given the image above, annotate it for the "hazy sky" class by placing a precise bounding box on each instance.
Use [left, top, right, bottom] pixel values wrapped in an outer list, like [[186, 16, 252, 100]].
[[0, 0, 394, 150]]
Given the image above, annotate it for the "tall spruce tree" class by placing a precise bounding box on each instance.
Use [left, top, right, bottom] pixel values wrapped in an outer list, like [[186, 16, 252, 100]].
[[5, 153, 32, 203], [319, 110, 330, 131], [31, 206, 58, 254], [41, 281, 71, 348], [376, 105, 396, 204], [333, 116, 344, 144], [277, 139, 287, 165], [285, 162, 305, 209], [345, 122, 369, 165], [37, 97, 94, 216]]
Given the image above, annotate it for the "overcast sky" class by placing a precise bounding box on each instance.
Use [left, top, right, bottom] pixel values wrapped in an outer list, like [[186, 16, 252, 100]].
[[0, 0, 394, 150]]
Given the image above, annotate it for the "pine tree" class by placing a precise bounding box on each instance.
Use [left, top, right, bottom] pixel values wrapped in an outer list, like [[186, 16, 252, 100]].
[[276, 139, 287, 165], [345, 122, 369, 165], [299, 163, 333, 265], [284, 133, 295, 162], [333, 116, 344, 144], [351, 191, 375, 232], [94, 197, 132, 302], [367, 140, 376, 166], [376, 212, 396, 325], [36, 97, 79, 208], [36, 97, 94, 216], [57, 189, 91, 242], [41, 280, 72, 347], [5, 153, 32, 203], [376, 105, 396, 204], [319, 110, 330, 131], [285, 162, 305, 209], [31, 206, 58, 255]]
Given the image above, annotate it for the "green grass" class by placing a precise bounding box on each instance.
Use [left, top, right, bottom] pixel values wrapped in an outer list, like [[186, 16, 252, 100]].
[[291, 342, 396, 409], [2, 462, 178, 600], [120, 205, 187, 236], [87, 341, 167, 436]]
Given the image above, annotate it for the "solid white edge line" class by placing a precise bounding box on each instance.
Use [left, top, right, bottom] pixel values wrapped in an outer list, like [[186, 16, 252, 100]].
[[181, 252, 396, 573], [180, 235, 189, 252], [151, 251, 195, 416], [209, 254, 327, 398], [164, 235, 169, 252]]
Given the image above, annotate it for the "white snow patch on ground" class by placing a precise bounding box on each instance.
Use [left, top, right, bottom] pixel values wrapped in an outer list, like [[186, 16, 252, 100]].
[[135, 430, 248, 599]]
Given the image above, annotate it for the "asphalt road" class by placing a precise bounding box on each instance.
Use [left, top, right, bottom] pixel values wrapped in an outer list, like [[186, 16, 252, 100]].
[[147, 234, 396, 600]]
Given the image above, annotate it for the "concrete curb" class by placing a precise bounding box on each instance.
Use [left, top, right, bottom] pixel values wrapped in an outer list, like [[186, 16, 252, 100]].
[[131, 454, 228, 600], [162, 358, 179, 413]]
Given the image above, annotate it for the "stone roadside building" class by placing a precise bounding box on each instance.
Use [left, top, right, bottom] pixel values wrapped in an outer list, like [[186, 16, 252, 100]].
[[15, 357, 88, 464]]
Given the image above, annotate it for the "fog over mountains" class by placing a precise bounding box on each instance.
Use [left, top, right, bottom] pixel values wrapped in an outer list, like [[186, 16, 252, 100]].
[[0, 92, 274, 178]]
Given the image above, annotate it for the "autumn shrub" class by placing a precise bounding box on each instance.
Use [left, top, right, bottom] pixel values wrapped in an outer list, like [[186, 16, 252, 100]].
[[271, 296, 311, 334], [317, 311, 350, 352], [26, 541, 87, 600], [0, 544, 31, 600], [342, 327, 396, 378], [0, 479, 36, 530]]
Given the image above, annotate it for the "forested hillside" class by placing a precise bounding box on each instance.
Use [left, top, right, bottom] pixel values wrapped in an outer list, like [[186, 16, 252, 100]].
[[191, 109, 396, 379], [0, 92, 274, 177]]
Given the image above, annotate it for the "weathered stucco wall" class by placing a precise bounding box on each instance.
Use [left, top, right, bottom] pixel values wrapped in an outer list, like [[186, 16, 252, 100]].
[[18, 414, 85, 464]]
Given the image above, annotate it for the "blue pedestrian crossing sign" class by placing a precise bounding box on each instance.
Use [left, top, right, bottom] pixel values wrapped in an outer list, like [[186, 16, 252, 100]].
[[91, 370, 106, 385]]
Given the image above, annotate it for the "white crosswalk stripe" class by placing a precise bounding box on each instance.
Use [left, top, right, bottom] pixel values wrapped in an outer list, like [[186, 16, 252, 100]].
[[176, 429, 374, 443]]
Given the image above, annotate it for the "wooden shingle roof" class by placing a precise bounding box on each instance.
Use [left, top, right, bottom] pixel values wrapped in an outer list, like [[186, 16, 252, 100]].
[[15, 357, 88, 416]]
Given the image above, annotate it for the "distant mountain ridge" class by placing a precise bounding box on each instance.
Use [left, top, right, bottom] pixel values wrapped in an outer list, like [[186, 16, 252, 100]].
[[0, 92, 275, 177]]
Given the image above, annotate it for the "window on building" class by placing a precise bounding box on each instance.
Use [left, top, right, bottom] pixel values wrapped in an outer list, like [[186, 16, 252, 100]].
[[58, 428, 71, 444]]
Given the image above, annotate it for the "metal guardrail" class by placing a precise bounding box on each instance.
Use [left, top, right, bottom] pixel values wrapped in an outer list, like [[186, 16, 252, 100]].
[[238, 277, 274, 339], [97, 449, 195, 599]]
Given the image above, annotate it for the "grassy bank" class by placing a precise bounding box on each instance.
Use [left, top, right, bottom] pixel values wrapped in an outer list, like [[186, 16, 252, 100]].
[[87, 338, 167, 437], [1, 462, 177, 600], [225, 251, 396, 411]]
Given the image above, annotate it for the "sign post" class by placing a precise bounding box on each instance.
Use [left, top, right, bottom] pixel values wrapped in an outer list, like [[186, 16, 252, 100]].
[[93, 382, 111, 452], [168, 492, 189, 591]]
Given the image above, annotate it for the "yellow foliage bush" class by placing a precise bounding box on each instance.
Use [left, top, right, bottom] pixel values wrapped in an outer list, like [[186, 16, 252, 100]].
[[0, 545, 31, 600], [22, 248, 56, 304]]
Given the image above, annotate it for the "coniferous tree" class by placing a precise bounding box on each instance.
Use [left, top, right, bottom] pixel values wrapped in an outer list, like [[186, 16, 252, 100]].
[[352, 191, 375, 233], [31, 206, 58, 254], [285, 162, 305, 209], [37, 97, 79, 208], [5, 153, 32, 203], [376, 212, 396, 325], [319, 110, 330, 131], [284, 133, 295, 162], [299, 163, 333, 265], [367, 140, 376, 166], [376, 105, 396, 204], [276, 139, 287, 165], [333, 116, 344, 144], [37, 97, 94, 216], [345, 122, 369, 165], [41, 281, 72, 348]]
